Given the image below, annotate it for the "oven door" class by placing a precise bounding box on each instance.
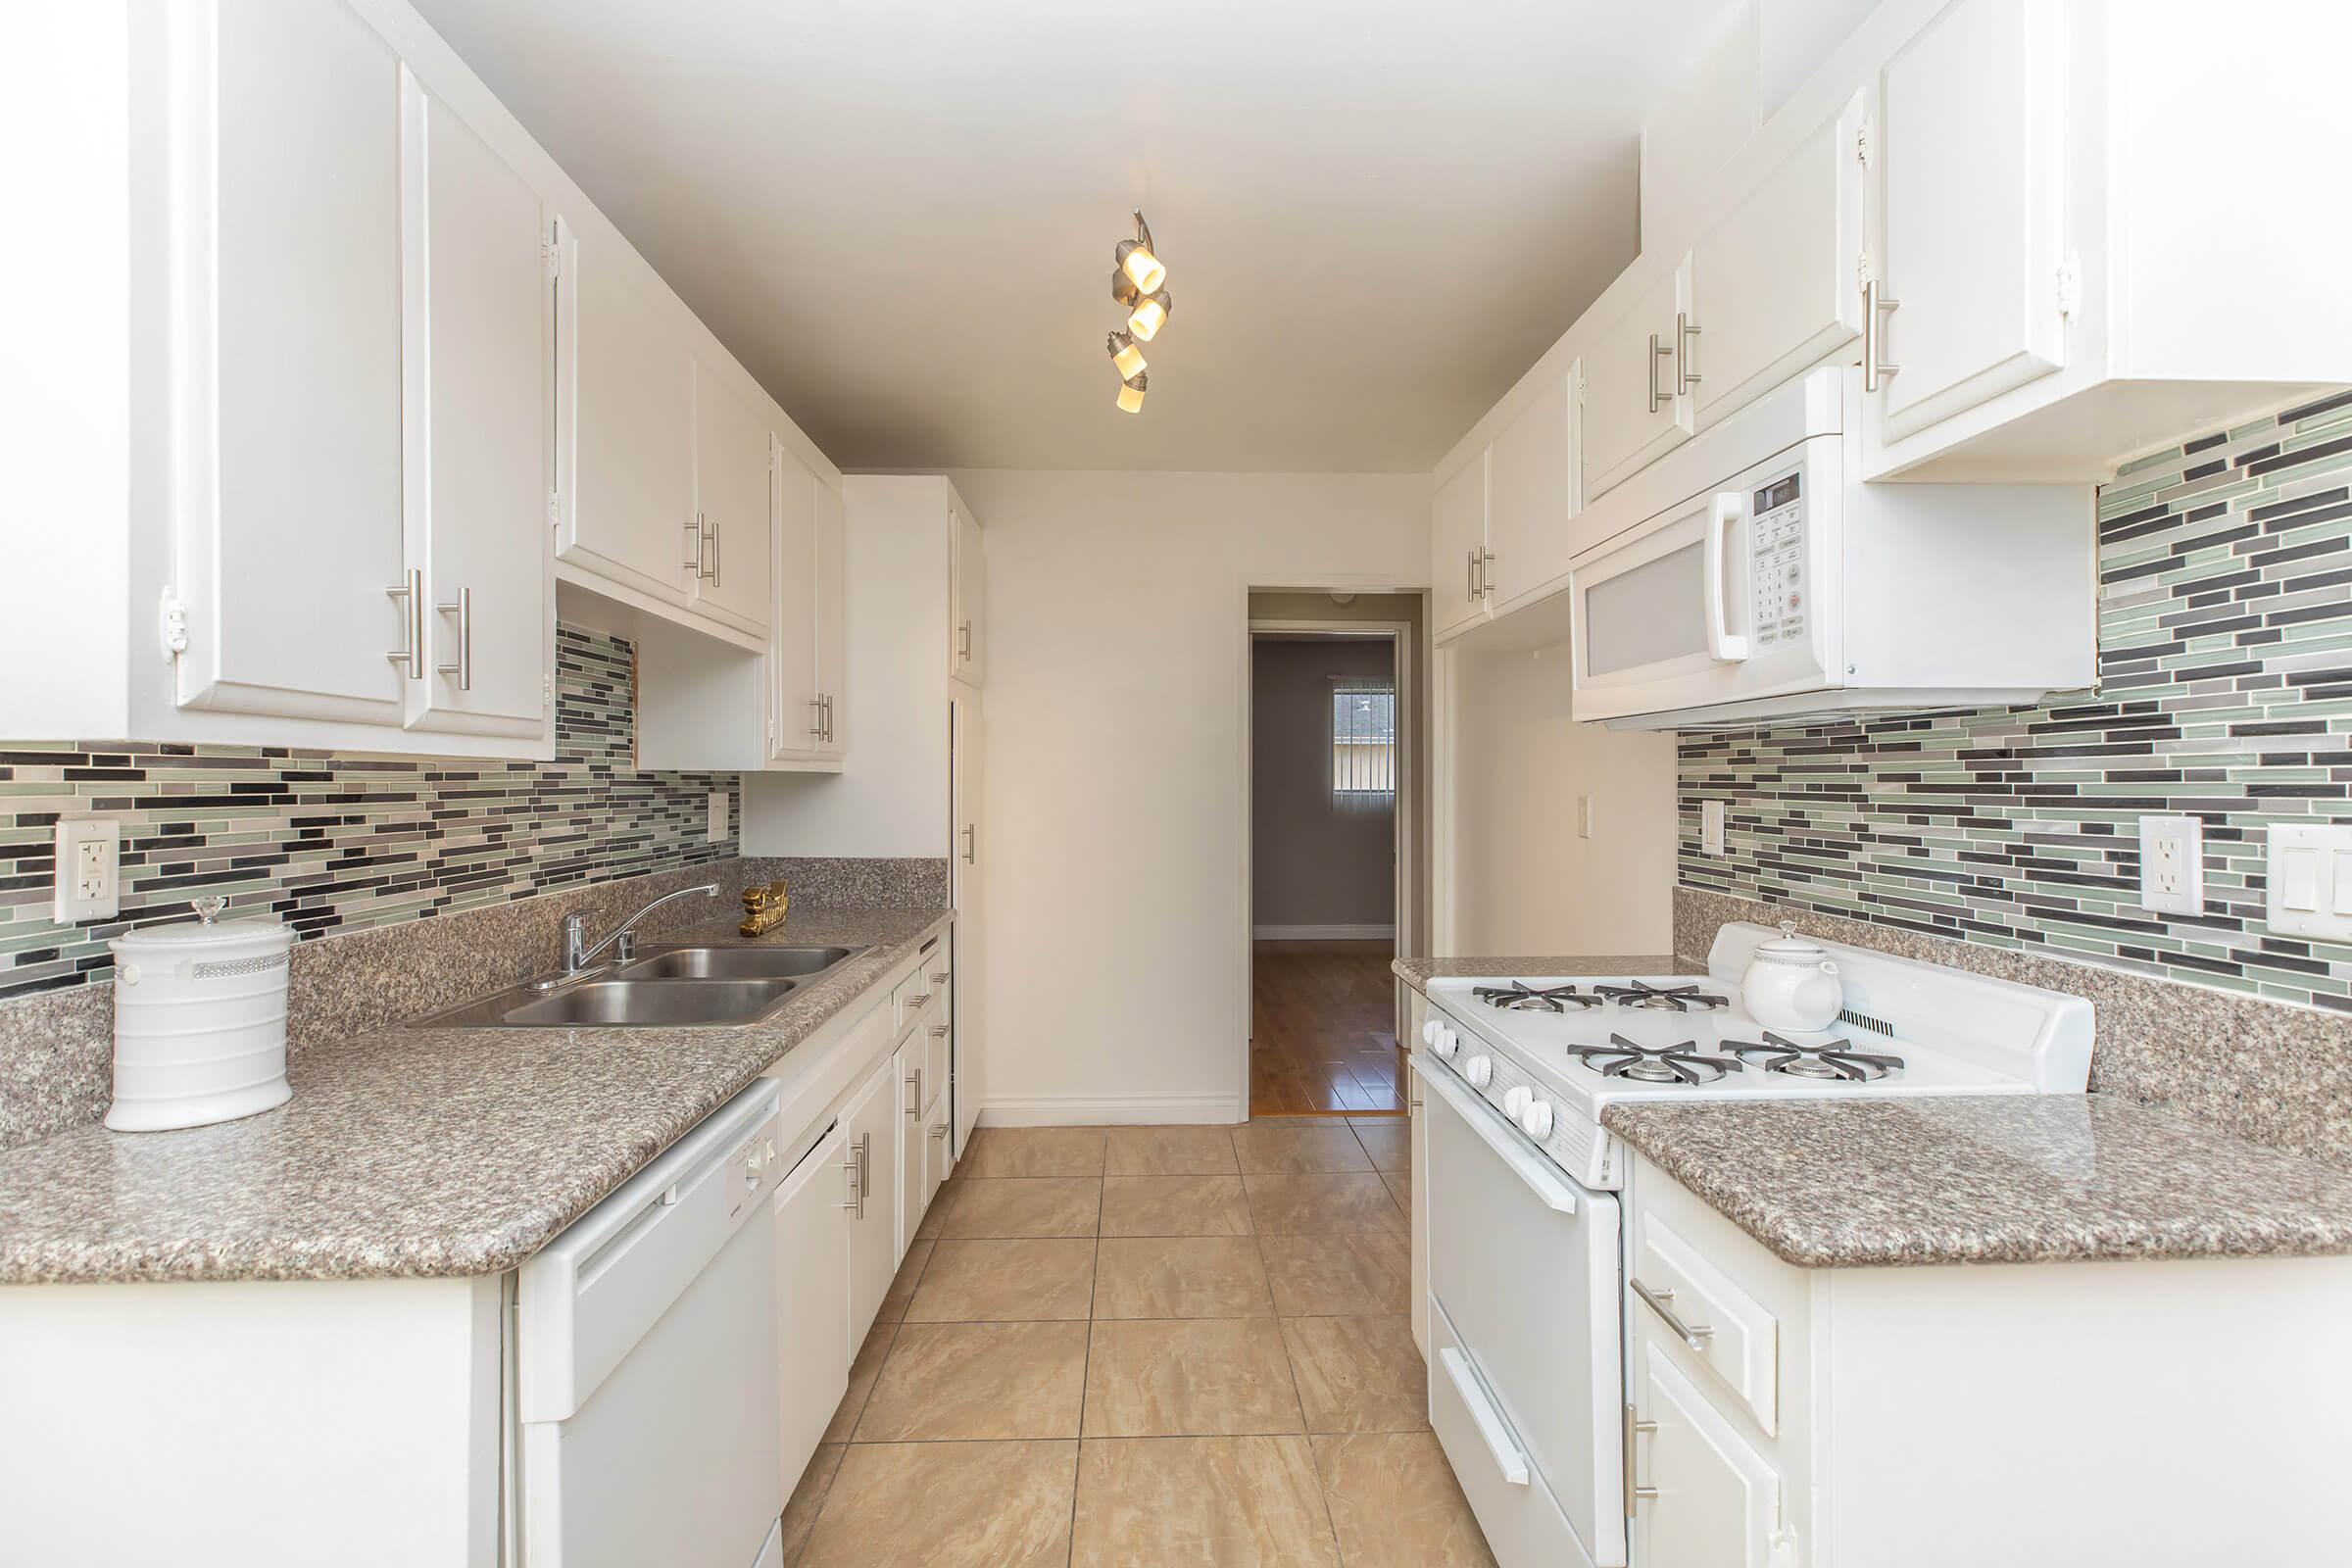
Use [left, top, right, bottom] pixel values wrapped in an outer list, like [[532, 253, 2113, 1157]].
[[1568, 436, 1838, 725], [1416, 1053, 1625, 1568]]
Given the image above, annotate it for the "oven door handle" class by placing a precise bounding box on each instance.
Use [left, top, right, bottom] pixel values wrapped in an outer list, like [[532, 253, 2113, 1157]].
[[1411, 1053, 1579, 1215], [1438, 1348, 1531, 1487]]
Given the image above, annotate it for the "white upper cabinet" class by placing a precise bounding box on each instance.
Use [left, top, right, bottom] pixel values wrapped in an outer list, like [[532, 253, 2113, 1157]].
[[1688, 92, 1867, 431], [1867, 0, 2068, 448], [398, 70, 552, 744], [1581, 257, 1694, 503], [949, 498, 985, 687], [166, 0, 409, 731], [689, 364, 775, 636], [812, 480, 848, 760], [560, 222, 699, 606], [1483, 366, 1580, 612], [767, 442, 821, 760], [1431, 449, 1492, 642]]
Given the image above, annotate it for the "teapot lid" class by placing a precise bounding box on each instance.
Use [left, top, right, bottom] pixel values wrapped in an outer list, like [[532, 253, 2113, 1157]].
[[1754, 919, 1829, 958]]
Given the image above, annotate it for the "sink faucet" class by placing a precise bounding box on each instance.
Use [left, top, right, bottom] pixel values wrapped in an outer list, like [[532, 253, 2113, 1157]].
[[540, 883, 719, 988]]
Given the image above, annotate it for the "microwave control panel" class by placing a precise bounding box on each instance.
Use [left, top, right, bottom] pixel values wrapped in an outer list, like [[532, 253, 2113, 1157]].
[[1749, 469, 1805, 650]]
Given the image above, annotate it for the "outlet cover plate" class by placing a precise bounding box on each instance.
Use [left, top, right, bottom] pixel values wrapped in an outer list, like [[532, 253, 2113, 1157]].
[[2137, 814, 2203, 915], [54, 818, 121, 922]]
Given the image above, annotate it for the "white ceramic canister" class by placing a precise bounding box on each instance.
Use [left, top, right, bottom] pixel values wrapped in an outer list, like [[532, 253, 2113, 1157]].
[[1740, 920, 1846, 1033], [105, 898, 295, 1132]]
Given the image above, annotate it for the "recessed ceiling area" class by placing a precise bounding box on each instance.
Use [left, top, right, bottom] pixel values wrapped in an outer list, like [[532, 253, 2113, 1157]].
[[415, 0, 1746, 472]]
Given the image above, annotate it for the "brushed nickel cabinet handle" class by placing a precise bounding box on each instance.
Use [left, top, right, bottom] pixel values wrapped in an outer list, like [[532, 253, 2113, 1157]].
[[1480, 549, 1496, 601], [683, 517, 703, 575], [958, 620, 972, 661], [961, 823, 976, 864], [1623, 1403, 1659, 1515], [1676, 312, 1701, 396], [385, 570, 424, 679], [701, 514, 718, 581], [434, 587, 472, 692], [1647, 332, 1675, 414], [906, 1066, 921, 1114], [1632, 1277, 1713, 1351], [809, 696, 825, 738], [1863, 278, 1901, 393]]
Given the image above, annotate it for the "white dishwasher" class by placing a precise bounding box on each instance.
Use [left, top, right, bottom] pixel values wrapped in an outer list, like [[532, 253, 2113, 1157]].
[[518, 1079, 787, 1568]]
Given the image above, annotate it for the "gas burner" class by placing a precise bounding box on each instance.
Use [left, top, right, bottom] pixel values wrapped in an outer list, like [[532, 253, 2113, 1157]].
[[1564, 1033, 1746, 1086], [1592, 980, 1730, 1012], [1724, 1031, 1906, 1082], [1473, 981, 1604, 1012]]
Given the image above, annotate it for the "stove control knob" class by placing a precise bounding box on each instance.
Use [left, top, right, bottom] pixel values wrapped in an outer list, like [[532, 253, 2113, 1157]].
[[1465, 1054, 1494, 1089], [1420, 1018, 1443, 1048], [1433, 1028, 1459, 1060], [1501, 1085, 1531, 1118], [1517, 1097, 1554, 1140]]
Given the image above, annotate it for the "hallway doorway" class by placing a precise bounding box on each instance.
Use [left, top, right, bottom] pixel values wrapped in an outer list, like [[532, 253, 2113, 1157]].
[[1246, 615, 1411, 1116]]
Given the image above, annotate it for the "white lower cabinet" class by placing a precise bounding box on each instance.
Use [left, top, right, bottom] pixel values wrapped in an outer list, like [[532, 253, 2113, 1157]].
[[1402, 985, 1430, 1357], [920, 1094, 953, 1208], [841, 1054, 902, 1349], [1629, 1345, 1783, 1568], [772, 1122, 850, 1496]]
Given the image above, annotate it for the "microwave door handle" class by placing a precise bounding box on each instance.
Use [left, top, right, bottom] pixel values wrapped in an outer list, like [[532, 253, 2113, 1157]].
[[1703, 492, 1753, 662]]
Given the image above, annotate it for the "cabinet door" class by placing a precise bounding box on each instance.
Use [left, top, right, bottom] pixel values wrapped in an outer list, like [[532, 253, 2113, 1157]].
[[1582, 260, 1692, 503], [399, 71, 551, 743], [1631, 1344, 1784, 1568], [950, 499, 985, 686], [767, 442, 820, 760], [1873, 0, 2067, 442], [951, 701, 983, 1155], [1690, 93, 1866, 429], [563, 227, 696, 602], [844, 1054, 902, 1348], [169, 0, 407, 727], [812, 480, 848, 758], [921, 1094, 953, 1209], [1430, 451, 1491, 641], [775, 1123, 851, 1489], [1485, 368, 1579, 610], [690, 364, 774, 635], [899, 1046, 926, 1249], [1404, 990, 1429, 1357]]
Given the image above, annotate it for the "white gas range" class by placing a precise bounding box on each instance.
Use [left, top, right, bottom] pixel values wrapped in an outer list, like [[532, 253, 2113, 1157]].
[[1410, 923, 2093, 1568]]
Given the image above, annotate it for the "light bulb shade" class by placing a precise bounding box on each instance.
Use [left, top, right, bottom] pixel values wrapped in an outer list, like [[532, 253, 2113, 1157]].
[[1107, 330, 1147, 380], [1127, 289, 1171, 342], [1116, 371, 1147, 414], [1115, 237, 1166, 294], [1110, 270, 1143, 310]]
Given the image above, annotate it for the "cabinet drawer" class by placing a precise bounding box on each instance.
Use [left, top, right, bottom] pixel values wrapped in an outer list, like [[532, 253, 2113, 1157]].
[[1631, 1212, 1779, 1436], [891, 969, 938, 1038]]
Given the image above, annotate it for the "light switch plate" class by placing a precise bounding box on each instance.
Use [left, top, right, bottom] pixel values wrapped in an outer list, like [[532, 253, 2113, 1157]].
[[1700, 800, 1727, 856], [707, 790, 729, 841], [54, 818, 121, 922], [2268, 823, 2352, 941], [1577, 796, 1593, 840], [2137, 814, 2203, 915]]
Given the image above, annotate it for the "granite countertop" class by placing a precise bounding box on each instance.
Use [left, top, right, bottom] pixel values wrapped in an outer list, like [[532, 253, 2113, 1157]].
[[1392, 954, 1691, 991], [0, 906, 951, 1286], [1604, 1095, 2352, 1268]]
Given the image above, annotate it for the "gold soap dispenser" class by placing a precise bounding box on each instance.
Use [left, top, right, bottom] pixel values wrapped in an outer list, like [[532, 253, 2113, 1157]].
[[740, 879, 789, 937]]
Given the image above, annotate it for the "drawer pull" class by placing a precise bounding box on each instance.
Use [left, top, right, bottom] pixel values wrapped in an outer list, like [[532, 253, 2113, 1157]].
[[906, 993, 930, 1009], [1439, 1348, 1529, 1487], [1633, 1278, 1713, 1352]]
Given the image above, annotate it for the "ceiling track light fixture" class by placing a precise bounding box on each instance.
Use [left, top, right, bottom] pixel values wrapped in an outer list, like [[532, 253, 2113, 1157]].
[[1105, 209, 1171, 412]]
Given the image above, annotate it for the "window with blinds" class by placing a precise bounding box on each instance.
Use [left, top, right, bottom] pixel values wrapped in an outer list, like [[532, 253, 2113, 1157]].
[[1331, 678, 1396, 800]]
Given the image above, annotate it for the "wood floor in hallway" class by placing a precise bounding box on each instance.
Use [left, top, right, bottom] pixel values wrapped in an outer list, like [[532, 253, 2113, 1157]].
[[1249, 941, 1405, 1117], [780, 1119, 1492, 1568]]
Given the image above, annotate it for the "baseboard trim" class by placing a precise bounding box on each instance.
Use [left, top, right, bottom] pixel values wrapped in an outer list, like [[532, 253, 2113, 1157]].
[[1251, 923, 1396, 941], [979, 1092, 1246, 1127]]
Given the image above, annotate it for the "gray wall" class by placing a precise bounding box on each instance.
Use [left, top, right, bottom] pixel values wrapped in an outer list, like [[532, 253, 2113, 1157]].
[[1251, 636, 1396, 932]]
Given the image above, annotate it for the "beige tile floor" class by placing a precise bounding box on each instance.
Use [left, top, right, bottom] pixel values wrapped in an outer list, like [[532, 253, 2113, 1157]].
[[785, 1115, 1495, 1568]]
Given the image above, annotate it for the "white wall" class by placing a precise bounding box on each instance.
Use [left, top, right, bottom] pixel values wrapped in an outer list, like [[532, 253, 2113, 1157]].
[[943, 469, 1426, 1124], [1445, 642, 1677, 958]]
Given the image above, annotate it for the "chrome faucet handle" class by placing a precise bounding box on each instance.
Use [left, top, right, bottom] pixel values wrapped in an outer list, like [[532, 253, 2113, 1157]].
[[615, 930, 637, 963]]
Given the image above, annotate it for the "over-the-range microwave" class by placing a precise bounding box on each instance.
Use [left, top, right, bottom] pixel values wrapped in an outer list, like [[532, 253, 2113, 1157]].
[[1567, 368, 2095, 730]]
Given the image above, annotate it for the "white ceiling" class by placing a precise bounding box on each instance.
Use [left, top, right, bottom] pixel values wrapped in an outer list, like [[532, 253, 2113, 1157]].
[[415, 0, 1747, 473]]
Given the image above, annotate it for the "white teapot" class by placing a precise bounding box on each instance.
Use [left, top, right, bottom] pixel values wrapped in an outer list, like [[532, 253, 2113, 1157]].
[[1740, 921, 1844, 1032]]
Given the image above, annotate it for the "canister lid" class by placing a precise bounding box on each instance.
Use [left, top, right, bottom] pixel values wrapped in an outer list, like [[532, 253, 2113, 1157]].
[[108, 898, 293, 956]]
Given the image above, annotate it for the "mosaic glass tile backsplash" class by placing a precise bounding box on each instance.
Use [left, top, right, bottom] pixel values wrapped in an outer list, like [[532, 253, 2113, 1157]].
[[1679, 389, 2352, 1012], [0, 626, 740, 1001]]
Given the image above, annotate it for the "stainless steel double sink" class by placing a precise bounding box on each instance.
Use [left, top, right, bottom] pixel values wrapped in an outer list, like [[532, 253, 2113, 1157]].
[[411, 944, 863, 1029]]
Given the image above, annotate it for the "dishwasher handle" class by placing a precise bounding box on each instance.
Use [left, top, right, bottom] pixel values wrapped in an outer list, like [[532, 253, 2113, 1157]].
[[1411, 1052, 1578, 1214]]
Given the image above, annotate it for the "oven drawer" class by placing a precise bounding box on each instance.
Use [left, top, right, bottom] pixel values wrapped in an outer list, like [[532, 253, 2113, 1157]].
[[1429, 1297, 1596, 1568], [1633, 1212, 1780, 1437]]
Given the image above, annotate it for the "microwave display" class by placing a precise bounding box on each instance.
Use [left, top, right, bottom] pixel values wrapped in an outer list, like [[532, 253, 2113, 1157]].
[[1749, 469, 1805, 650]]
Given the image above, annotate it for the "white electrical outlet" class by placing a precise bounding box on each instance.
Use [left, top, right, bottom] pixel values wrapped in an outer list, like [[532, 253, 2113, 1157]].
[[2268, 823, 2352, 941], [53, 818, 121, 922], [1701, 800, 1727, 856], [2137, 814, 2203, 915], [1577, 796, 1593, 840], [708, 790, 729, 840]]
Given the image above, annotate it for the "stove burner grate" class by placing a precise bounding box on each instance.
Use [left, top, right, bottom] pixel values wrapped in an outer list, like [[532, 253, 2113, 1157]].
[[1473, 981, 1604, 1012], [1592, 980, 1730, 1012], [1564, 1033, 1746, 1086], [1723, 1030, 1906, 1082]]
